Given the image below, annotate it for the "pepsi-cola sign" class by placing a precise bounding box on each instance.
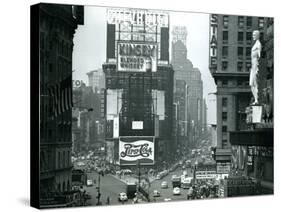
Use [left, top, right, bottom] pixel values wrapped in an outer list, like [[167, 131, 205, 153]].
[[119, 136, 154, 165]]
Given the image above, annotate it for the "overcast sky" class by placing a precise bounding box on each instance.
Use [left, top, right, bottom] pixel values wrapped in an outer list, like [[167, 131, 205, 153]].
[[72, 6, 217, 124]]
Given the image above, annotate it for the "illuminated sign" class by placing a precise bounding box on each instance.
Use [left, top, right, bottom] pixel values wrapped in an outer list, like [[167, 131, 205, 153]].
[[107, 8, 169, 27], [210, 14, 218, 69], [119, 136, 154, 165], [217, 162, 231, 174], [132, 121, 143, 130], [117, 42, 157, 72]]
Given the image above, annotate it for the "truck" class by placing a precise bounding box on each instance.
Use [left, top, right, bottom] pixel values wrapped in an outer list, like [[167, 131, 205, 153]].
[[126, 183, 137, 199], [172, 176, 181, 188]]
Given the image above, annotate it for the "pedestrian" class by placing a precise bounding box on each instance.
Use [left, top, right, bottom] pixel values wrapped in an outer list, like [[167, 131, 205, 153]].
[[106, 196, 110, 205]]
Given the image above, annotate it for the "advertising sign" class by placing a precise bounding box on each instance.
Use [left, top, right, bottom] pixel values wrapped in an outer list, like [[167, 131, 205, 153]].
[[209, 14, 218, 69], [107, 8, 169, 27], [117, 42, 157, 72], [196, 170, 216, 179], [119, 136, 154, 165], [217, 162, 231, 174]]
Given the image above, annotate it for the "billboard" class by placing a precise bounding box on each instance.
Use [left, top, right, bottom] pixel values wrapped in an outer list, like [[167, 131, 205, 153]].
[[117, 42, 157, 72], [107, 8, 169, 27], [119, 136, 154, 165]]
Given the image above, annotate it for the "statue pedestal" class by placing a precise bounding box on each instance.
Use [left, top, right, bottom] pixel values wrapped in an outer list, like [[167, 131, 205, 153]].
[[252, 105, 263, 123]]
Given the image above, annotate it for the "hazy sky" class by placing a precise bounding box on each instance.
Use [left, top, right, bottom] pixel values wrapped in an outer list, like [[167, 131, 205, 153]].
[[72, 6, 217, 124]]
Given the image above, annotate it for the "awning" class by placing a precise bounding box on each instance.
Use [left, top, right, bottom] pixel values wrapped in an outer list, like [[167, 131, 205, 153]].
[[229, 128, 273, 146]]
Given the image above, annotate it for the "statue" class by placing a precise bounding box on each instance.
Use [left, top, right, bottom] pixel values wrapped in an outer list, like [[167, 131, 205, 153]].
[[249, 30, 262, 105]]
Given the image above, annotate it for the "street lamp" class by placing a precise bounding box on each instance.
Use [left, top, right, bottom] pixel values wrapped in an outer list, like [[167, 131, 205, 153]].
[[96, 170, 104, 205]]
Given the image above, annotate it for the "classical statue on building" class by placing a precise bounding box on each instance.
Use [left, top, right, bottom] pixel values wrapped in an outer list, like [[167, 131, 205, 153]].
[[249, 30, 262, 105]]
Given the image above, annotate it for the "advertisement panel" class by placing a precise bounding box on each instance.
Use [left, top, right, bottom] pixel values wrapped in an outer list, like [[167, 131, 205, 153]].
[[117, 42, 157, 72], [107, 8, 169, 27], [217, 162, 231, 174], [119, 136, 154, 165]]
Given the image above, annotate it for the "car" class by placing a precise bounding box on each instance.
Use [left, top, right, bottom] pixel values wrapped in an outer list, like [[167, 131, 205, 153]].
[[118, 192, 128, 202], [161, 181, 168, 189], [153, 190, 161, 197], [173, 187, 181, 195], [86, 179, 93, 186], [164, 198, 172, 202]]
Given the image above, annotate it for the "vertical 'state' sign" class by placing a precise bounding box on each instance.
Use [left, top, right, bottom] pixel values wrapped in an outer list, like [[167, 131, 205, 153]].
[[210, 14, 218, 69]]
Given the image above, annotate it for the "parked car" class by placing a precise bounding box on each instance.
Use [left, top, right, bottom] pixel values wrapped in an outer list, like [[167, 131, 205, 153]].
[[153, 190, 161, 197], [118, 192, 128, 202], [86, 179, 93, 187], [161, 181, 168, 189], [173, 187, 181, 195]]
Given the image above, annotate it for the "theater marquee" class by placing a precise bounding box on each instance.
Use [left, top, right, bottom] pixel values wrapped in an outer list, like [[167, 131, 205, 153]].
[[117, 42, 157, 72]]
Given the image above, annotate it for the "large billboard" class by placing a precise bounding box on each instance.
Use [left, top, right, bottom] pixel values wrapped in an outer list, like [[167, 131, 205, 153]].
[[119, 136, 154, 165], [107, 8, 169, 27], [117, 42, 157, 72]]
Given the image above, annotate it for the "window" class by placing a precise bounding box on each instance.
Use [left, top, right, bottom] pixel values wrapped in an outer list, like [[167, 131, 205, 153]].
[[222, 31, 228, 42], [222, 61, 228, 71], [258, 17, 265, 28], [222, 97, 228, 107], [222, 125, 228, 132], [222, 140, 228, 148], [222, 46, 228, 57], [246, 32, 252, 42], [246, 47, 251, 57], [237, 62, 243, 72], [246, 17, 252, 28], [222, 112, 228, 121], [238, 31, 244, 42], [223, 16, 229, 28], [238, 16, 244, 28], [237, 80, 243, 86], [222, 80, 228, 86], [237, 47, 244, 57], [246, 62, 251, 71]]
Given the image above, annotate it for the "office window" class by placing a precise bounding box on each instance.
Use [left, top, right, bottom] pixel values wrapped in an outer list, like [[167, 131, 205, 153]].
[[237, 61, 243, 72], [222, 140, 228, 148], [222, 46, 228, 57], [246, 32, 252, 42], [222, 112, 228, 121], [246, 62, 251, 72], [222, 61, 228, 71], [223, 31, 228, 42], [223, 16, 229, 28], [246, 47, 251, 57], [237, 47, 244, 57], [238, 31, 244, 42], [258, 17, 265, 28], [222, 97, 228, 107], [238, 16, 244, 28], [246, 17, 252, 28], [222, 125, 228, 132]]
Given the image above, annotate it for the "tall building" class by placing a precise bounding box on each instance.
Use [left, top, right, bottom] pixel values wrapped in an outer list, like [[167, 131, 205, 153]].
[[171, 28, 204, 146], [87, 69, 105, 92], [103, 8, 174, 165], [38, 4, 84, 206], [209, 14, 273, 192]]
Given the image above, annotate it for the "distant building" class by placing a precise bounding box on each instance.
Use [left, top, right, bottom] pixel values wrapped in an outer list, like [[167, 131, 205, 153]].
[[171, 29, 204, 146], [87, 69, 105, 92]]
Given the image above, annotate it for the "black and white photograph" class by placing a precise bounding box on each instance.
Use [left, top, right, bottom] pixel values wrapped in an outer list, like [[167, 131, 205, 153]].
[[29, 1, 274, 210]]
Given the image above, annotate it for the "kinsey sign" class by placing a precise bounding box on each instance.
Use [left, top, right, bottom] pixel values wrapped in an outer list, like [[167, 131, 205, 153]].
[[210, 14, 218, 69], [119, 136, 154, 165], [117, 42, 157, 72], [107, 8, 169, 27]]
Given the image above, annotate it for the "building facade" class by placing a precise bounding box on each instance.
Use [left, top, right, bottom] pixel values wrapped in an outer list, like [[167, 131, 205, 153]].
[[209, 14, 274, 192], [39, 4, 84, 205], [103, 8, 174, 166], [171, 28, 204, 146], [87, 69, 105, 92]]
